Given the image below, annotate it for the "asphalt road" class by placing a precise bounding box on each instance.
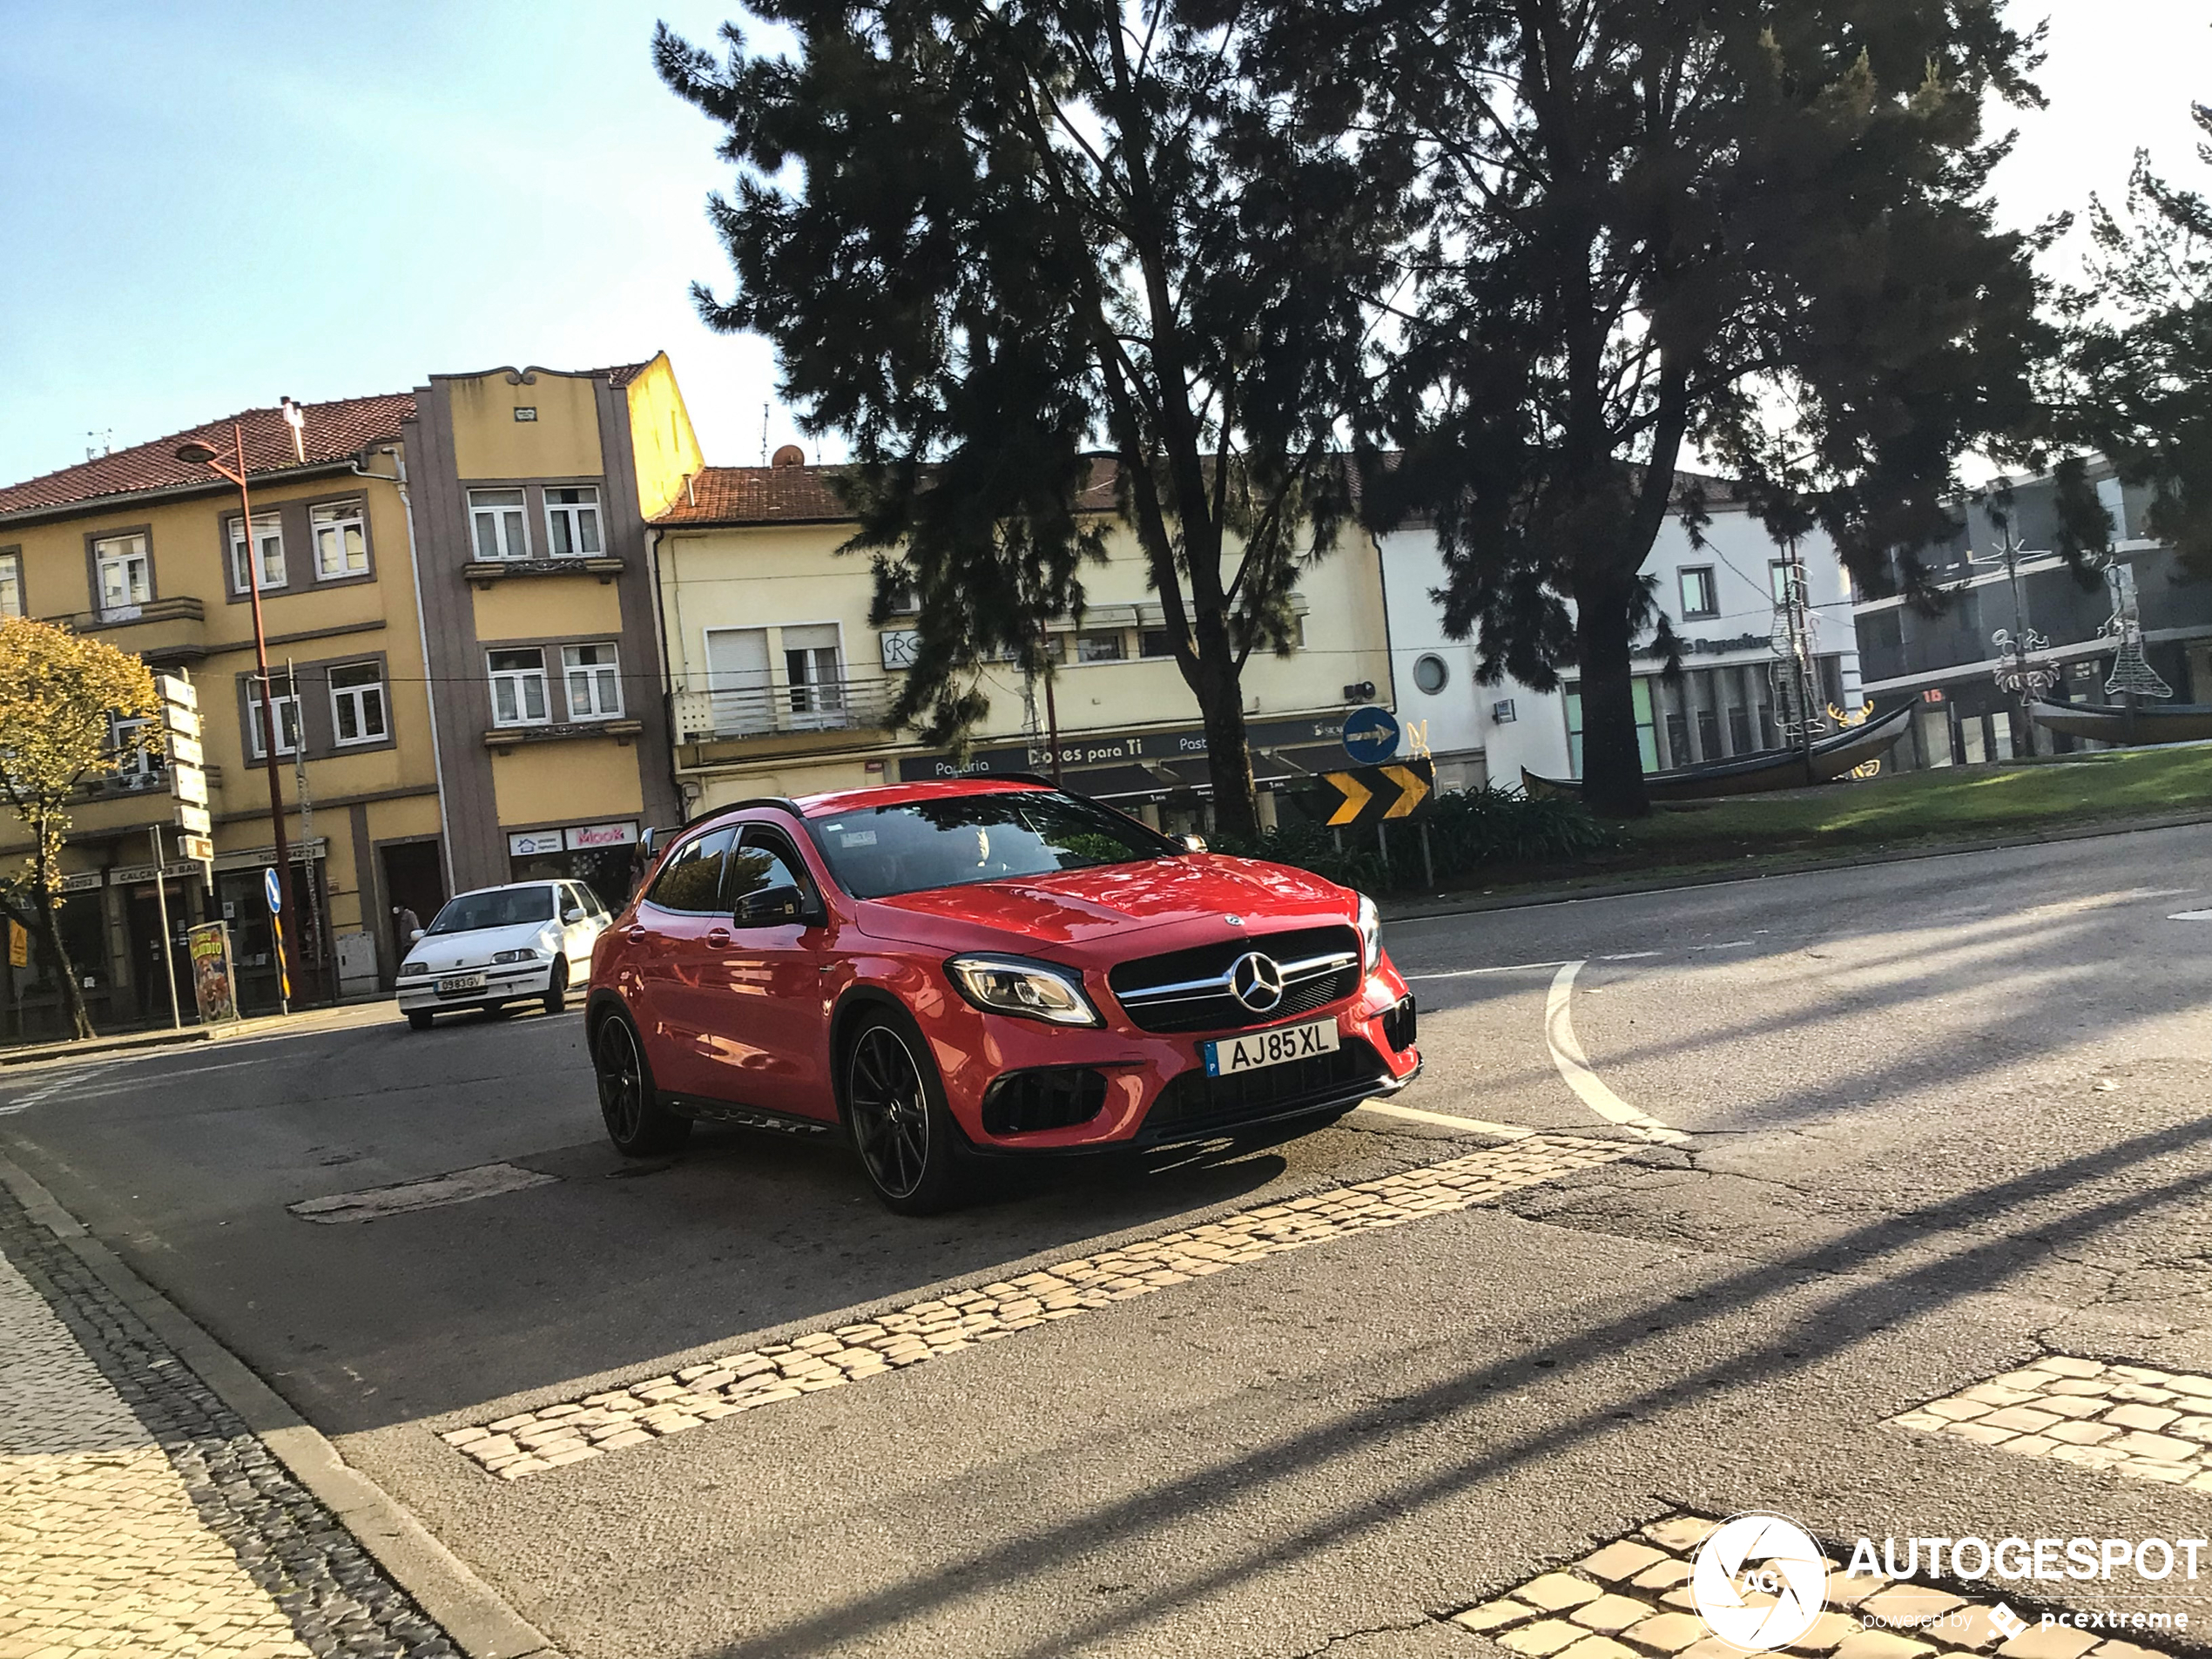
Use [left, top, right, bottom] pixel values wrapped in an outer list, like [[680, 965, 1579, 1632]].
[[5, 822, 2212, 1659]]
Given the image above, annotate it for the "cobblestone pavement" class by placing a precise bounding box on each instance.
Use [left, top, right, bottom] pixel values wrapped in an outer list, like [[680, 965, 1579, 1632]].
[[1448, 1514, 2183, 1659], [1894, 1357, 2212, 1489], [0, 1183, 458, 1659], [442, 1130, 1635, 1480]]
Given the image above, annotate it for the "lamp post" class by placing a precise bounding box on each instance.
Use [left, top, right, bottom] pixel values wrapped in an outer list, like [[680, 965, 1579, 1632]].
[[176, 421, 298, 1006]]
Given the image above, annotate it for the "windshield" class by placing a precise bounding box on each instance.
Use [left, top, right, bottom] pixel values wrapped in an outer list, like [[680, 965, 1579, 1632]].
[[811, 792, 1174, 900], [426, 886, 556, 934]]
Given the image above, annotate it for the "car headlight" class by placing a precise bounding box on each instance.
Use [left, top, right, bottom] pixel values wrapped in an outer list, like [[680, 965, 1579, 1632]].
[[945, 954, 1102, 1027], [492, 948, 543, 964], [399, 961, 428, 977], [1357, 894, 1382, 974]]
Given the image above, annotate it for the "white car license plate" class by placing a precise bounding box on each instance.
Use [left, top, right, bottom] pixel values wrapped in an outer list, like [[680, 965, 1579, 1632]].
[[435, 973, 486, 995], [1203, 1017, 1339, 1077]]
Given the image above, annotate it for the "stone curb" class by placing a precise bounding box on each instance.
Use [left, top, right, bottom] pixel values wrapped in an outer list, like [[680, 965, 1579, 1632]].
[[0, 1150, 561, 1659], [1379, 808, 2212, 922]]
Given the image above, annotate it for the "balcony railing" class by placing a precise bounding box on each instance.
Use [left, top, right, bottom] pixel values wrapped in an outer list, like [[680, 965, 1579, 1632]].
[[671, 677, 895, 745]]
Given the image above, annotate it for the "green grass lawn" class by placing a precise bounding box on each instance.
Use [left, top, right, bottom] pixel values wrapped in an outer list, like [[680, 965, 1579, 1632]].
[[1618, 743, 2212, 856]]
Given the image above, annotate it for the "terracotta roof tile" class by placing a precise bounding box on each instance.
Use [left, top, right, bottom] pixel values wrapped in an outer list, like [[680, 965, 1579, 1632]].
[[654, 457, 1121, 527], [0, 391, 415, 519]]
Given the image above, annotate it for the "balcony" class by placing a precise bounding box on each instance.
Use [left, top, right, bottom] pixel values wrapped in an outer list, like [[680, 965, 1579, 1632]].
[[67, 596, 209, 664], [671, 677, 897, 764], [463, 556, 625, 588]]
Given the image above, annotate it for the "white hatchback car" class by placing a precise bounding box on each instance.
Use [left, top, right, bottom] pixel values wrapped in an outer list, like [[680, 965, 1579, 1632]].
[[395, 880, 610, 1030]]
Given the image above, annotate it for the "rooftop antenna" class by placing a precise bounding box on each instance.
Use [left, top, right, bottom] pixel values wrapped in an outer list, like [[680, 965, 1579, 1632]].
[[279, 396, 307, 463], [761, 402, 769, 466], [85, 429, 111, 460]]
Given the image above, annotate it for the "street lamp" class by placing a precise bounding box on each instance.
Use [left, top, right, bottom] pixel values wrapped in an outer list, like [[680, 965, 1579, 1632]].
[[176, 421, 299, 1008]]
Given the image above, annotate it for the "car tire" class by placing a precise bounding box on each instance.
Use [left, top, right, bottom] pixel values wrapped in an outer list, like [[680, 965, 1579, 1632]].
[[407, 1010, 433, 1032], [594, 1011, 691, 1157], [543, 956, 569, 1015], [840, 1008, 969, 1216]]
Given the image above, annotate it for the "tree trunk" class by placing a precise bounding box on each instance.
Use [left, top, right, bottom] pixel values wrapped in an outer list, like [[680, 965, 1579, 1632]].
[[1573, 572, 1649, 818], [32, 876, 92, 1041], [1193, 651, 1260, 842]]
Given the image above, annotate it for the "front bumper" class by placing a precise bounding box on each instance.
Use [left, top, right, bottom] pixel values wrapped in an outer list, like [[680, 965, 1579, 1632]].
[[932, 967, 1420, 1154], [395, 960, 556, 1014]]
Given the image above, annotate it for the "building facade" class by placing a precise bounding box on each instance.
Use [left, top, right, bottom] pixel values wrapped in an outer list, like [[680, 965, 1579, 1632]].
[[0, 395, 441, 1032], [648, 459, 1398, 837], [1381, 492, 1864, 788], [398, 359, 696, 908], [1851, 466, 2212, 770]]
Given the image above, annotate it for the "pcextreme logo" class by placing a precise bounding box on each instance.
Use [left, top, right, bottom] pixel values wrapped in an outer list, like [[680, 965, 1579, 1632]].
[[1692, 1513, 1830, 1650]]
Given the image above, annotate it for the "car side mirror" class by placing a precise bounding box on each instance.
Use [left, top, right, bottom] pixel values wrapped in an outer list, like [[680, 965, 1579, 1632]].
[[1177, 833, 1208, 854], [562, 907, 584, 925], [735, 884, 806, 927], [409, 928, 426, 942]]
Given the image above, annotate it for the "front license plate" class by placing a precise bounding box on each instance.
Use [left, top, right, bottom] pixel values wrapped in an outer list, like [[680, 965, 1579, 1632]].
[[435, 973, 486, 995], [1203, 1017, 1339, 1077]]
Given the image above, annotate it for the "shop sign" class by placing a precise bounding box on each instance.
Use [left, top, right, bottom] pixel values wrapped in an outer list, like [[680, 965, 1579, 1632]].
[[566, 821, 638, 851], [61, 871, 103, 894], [8, 921, 27, 968], [109, 862, 160, 885], [509, 830, 564, 858], [896, 715, 1354, 783]]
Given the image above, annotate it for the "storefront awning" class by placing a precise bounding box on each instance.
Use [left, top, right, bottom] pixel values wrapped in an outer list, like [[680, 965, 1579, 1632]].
[[1064, 763, 1170, 800]]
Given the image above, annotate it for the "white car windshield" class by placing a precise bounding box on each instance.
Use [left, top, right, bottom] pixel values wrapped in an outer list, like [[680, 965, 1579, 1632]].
[[427, 887, 556, 934]]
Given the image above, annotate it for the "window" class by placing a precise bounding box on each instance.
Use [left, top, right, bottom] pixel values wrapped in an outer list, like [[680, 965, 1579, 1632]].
[[469, 489, 529, 560], [1563, 680, 1660, 778], [0, 551, 20, 617], [1770, 559, 1800, 604], [1074, 631, 1125, 664], [646, 826, 734, 914], [246, 682, 302, 758], [111, 716, 162, 786], [1678, 566, 1717, 619], [428, 886, 556, 934], [93, 533, 151, 610], [562, 643, 623, 720], [811, 792, 1171, 900], [1412, 653, 1449, 695], [543, 486, 603, 558], [1665, 711, 1689, 765], [328, 662, 388, 745], [488, 648, 549, 726], [729, 826, 811, 906], [228, 512, 285, 591], [782, 624, 845, 728], [1140, 629, 1180, 660], [312, 500, 368, 578]]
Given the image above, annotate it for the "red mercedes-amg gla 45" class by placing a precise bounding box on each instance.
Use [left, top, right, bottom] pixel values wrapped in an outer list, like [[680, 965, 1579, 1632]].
[[584, 779, 1420, 1212]]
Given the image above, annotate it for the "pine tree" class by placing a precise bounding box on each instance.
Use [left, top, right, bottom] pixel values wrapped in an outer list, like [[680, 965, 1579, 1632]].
[[1262, 0, 2052, 813], [656, 3, 1408, 837]]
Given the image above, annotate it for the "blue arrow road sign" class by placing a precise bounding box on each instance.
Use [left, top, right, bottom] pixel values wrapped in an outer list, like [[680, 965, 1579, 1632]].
[[1341, 705, 1400, 765], [264, 867, 281, 914]]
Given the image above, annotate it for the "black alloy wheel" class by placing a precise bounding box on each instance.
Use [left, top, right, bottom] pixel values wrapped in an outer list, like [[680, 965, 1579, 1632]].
[[595, 1014, 689, 1156], [844, 1014, 967, 1214]]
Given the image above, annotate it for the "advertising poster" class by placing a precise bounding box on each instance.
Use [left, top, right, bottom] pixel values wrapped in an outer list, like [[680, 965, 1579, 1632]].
[[187, 921, 239, 1025]]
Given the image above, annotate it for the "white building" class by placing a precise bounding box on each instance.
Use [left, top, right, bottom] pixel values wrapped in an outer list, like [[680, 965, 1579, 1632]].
[[1381, 489, 1864, 790]]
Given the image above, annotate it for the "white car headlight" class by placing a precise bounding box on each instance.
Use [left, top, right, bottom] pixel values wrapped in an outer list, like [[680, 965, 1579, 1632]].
[[1357, 894, 1382, 974], [945, 954, 1101, 1026], [492, 948, 543, 964], [398, 961, 428, 977]]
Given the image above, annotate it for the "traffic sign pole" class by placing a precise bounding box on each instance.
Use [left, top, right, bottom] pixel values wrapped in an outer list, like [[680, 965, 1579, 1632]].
[[265, 867, 289, 1015], [147, 827, 181, 1031]]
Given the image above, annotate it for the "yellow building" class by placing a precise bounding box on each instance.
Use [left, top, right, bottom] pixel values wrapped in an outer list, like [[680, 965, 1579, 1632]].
[[400, 358, 696, 904], [0, 393, 438, 1031], [0, 356, 701, 1035], [649, 455, 1399, 836]]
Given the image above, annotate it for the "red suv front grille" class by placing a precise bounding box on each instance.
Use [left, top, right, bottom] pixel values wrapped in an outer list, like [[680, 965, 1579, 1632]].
[[1107, 926, 1361, 1035]]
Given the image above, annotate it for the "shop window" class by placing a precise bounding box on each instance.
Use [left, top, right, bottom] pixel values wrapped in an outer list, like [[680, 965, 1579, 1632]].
[[488, 648, 549, 726], [544, 486, 604, 557], [93, 533, 151, 610], [313, 500, 368, 577], [469, 489, 529, 560], [229, 512, 286, 592], [328, 663, 388, 745], [562, 643, 624, 720]]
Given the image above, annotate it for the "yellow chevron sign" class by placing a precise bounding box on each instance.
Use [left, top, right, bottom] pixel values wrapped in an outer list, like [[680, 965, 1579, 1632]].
[[1318, 758, 1434, 827]]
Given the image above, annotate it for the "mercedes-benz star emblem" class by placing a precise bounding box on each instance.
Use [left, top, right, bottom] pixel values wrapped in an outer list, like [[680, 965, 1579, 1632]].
[[1228, 952, 1285, 1013]]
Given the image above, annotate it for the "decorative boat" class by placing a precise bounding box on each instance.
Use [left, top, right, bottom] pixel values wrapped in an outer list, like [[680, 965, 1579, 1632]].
[[1522, 700, 1914, 801], [2027, 699, 2212, 745]]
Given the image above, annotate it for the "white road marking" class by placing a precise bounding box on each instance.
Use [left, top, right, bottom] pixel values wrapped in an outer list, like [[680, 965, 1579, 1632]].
[[1405, 948, 1665, 983], [2171, 909, 2212, 921], [0, 1062, 126, 1116], [287, 1162, 557, 1224], [1354, 1100, 1535, 1139], [33, 1059, 269, 1103], [1542, 961, 1687, 1145]]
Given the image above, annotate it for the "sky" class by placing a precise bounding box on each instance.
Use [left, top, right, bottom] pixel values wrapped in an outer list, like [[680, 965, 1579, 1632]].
[[0, 0, 2207, 490]]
